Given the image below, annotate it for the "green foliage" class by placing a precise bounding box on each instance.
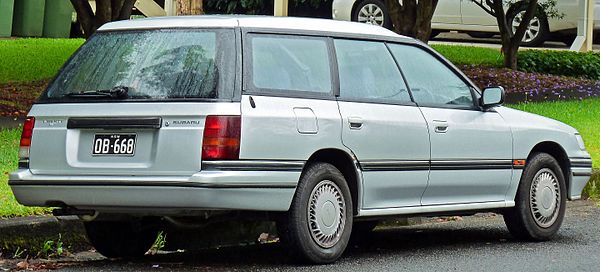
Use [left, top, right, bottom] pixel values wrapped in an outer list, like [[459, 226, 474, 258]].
[[0, 38, 84, 83], [431, 44, 503, 67], [518, 50, 600, 80], [39, 234, 64, 258], [148, 231, 167, 255]]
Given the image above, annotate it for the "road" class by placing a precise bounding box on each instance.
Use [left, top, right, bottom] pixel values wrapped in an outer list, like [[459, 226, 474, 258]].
[[28, 200, 597, 271]]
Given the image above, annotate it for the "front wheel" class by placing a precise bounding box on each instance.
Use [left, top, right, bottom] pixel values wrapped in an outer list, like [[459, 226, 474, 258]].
[[278, 162, 353, 264], [503, 152, 566, 241]]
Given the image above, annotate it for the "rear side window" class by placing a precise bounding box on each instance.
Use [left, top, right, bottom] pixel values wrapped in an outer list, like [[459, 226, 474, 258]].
[[388, 44, 474, 108], [247, 34, 332, 94], [334, 39, 411, 103], [40, 29, 236, 102]]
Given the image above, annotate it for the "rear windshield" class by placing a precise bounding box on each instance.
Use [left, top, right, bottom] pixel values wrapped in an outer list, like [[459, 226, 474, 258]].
[[40, 29, 236, 103]]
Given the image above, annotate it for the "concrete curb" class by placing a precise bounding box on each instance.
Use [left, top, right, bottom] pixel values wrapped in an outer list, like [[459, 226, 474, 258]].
[[0, 216, 88, 257]]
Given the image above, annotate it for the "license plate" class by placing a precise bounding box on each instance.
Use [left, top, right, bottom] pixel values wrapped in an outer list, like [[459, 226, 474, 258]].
[[92, 133, 137, 156]]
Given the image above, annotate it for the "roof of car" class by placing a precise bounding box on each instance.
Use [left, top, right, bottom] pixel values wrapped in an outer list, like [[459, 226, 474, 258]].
[[98, 15, 410, 41]]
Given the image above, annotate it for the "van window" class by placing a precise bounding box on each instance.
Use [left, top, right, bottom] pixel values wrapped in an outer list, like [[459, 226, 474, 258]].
[[248, 34, 332, 94], [334, 39, 411, 103], [388, 44, 474, 108], [40, 29, 236, 102]]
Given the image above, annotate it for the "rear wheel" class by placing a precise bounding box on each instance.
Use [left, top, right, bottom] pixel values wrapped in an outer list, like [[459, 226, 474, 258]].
[[84, 219, 159, 258], [278, 162, 353, 264], [352, 0, 391, 29], [503, 153, 566, 241]]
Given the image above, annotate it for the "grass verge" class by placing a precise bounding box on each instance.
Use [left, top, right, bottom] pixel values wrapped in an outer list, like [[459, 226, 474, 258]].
[[431, 44, 503, 67], [0, 128, 49, 218], [509, 99, 600, 168], [0, 38, 84, 84]]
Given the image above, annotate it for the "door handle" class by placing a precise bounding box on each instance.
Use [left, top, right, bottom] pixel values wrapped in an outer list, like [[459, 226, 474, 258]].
[[432, 120, 448, 133], [348, 117, 363, 130]]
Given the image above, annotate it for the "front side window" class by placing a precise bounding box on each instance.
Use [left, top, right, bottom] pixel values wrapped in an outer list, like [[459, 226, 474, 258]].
[[41, 29, 236, 102], [334, 39, 411, 103], [248, 34, 332, 94], [389, 44, 474, 108]]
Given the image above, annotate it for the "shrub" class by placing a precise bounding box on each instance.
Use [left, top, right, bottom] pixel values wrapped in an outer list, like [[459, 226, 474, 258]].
[[518, 50, 600, 80]]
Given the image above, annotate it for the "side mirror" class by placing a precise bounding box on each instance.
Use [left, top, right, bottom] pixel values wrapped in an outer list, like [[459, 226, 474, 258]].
[[480, 86, 505, 109]]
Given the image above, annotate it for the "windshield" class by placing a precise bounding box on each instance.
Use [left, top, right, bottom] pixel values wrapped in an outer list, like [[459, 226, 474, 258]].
[[40, 29, 235, 102]]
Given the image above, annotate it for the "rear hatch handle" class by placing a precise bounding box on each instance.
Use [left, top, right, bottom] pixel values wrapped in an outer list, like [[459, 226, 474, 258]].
[[67, 117, 162, 129]]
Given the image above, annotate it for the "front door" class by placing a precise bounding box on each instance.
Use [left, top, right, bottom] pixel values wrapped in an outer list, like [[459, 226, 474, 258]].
[[334, 39, 431, 209], [389, 44, 513, 205]]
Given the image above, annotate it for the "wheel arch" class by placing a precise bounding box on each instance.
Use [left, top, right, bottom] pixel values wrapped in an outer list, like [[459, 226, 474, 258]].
[[527, 141, 571, 196], [303, 148, 361, 215]]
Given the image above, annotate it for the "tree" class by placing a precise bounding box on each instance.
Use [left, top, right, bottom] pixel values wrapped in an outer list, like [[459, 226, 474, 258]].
[[384, 0, 439, 43], [70, 0, 137, 38], [470, 0, 560, 69], [176, 0, 204, 15]]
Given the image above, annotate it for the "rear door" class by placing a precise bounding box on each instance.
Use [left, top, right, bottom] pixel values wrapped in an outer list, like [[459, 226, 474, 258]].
[[334, 39, 430, 209], [29, 29, 238, 176], [433, 0, 462, 24], [389, 44, 513, 205]]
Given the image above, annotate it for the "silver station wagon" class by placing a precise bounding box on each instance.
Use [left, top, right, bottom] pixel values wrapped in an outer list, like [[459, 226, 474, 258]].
[[10, 16, 592, 264]]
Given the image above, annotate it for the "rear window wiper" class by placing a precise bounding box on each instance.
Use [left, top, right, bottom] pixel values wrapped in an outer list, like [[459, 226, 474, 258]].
[[63, 86, 130, 99]]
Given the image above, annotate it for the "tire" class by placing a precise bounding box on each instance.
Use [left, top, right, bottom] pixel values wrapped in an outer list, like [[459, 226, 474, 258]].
[[467, 32, 496, 39], [84, 219, 159, 258], [503, 152, 567, 241], [277, 162, 353, 264], [507, 5, 549, 47], [352, 0, 392, 29]]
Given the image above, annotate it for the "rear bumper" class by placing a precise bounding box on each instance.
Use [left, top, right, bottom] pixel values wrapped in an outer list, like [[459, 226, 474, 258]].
[[9, 169, 300, 214]]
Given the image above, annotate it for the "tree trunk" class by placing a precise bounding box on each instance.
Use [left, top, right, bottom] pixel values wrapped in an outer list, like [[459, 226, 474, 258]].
[[491, 0, 537, 69], [385, 0, 438, 43], [71, 0, 137, 38], [177, 0, 204, 15]]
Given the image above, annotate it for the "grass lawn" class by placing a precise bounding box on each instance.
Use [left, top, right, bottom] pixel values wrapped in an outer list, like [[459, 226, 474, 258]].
[[509, 98, 600, 168], [431, 44, 503, 67], [0, 38, 84, 83], [0, 128, 49, 218]]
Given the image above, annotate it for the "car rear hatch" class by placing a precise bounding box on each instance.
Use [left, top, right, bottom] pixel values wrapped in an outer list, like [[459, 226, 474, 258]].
[[26, 28, 239, 176]]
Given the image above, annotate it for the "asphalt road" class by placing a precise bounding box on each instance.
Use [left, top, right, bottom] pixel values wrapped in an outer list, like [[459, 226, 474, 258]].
[[30, 200, 598, 272]]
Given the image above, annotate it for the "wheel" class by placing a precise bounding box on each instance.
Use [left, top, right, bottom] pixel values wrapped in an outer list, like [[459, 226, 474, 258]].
[[503, 152, 567, 241], [277, 162, 353, 264], [352, 0, 391, 29], [507, 5, 549, 47], [467, 32, 496, 39], [84, 219, 159, 258]]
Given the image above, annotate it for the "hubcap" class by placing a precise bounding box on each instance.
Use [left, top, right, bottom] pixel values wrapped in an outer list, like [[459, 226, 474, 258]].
[[308, 180, 346, 248], [358, 4, 385, 26], [512, 11, 541, 43], [529, 168, 561, 228]]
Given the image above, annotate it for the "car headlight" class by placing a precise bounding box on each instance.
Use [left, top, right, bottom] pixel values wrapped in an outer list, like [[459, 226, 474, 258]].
[[575, 133, 586, 150]]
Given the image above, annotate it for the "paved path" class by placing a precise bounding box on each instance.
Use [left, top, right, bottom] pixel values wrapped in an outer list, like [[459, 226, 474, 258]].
[[431, 32, 600, 51]]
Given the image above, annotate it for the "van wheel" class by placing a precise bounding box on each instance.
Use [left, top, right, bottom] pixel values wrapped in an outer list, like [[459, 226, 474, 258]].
[[84, 219, 159, 258], [278, 163, 353, 264], [503, 153, 566, 241], [507, 5, 549, 47], [352, 0, 392, 29]]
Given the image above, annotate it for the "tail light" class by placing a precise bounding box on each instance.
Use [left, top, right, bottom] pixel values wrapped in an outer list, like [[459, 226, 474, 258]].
[[19, 117, 35, 168], [202, 115, 241, 160]]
